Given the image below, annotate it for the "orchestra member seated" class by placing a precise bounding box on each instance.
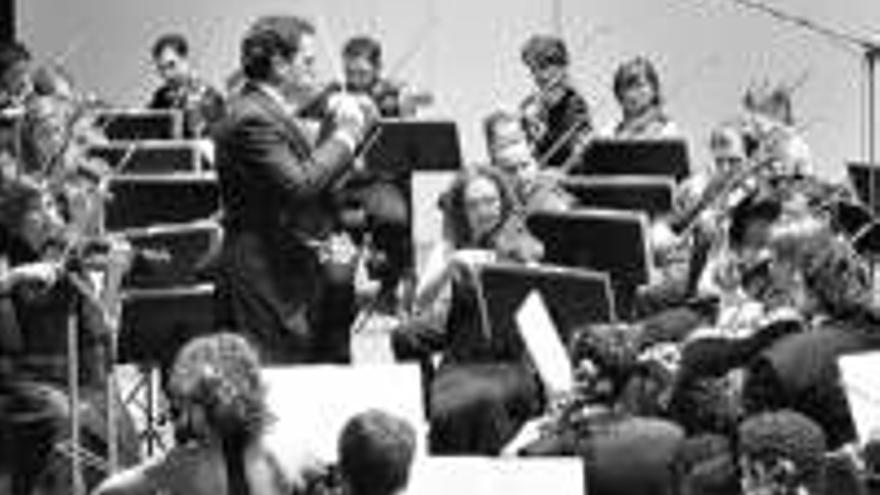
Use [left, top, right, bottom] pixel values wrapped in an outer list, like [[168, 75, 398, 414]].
[[392, 166, 545, 454], [609, 56, 680, 140], [519, 35, 592, 168], [334, 35, 416, 315], [338, 409, 417, 495], [0, 176, 137, 494], [741, 79, 813, 177], [147, 33, 225, 137], [744, 219, 880, 448], [93, 333, 291, 495], [482, 109, 573, 213], [0, 41, 33, 116], [342, 35, 428, 118]]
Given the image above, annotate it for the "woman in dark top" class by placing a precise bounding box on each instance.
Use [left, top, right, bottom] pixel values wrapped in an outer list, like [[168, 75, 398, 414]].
[[744, 221, 880, 448], [393, 166, 545, 454]]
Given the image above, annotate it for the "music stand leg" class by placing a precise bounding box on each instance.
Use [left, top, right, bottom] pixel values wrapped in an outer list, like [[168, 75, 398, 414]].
[[67, 312, 85, 495]]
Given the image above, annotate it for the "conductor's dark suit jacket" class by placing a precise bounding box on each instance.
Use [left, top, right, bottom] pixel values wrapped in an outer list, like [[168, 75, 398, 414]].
[[213, 82, 353, 363]]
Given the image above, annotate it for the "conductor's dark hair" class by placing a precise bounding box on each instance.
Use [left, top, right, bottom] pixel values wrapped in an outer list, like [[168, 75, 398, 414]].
[[151, 33, 189, 59], [240, 15, 315, 82]]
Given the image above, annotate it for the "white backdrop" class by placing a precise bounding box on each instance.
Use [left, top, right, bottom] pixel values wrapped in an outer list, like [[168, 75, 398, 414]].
[[18, 0, 880, 178]]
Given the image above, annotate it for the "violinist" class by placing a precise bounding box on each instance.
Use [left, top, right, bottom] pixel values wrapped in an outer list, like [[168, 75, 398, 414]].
[[483, 109, 574, 213], [0, 176, 138, 493], [519, 35, 592, 168], [0, 41, 33, 116], [342, 35, 420, 118], [610, 56, 680, 140], [331, 35, 418, 315], [741, 80, 814, 178], [148, 33, 225, 138]]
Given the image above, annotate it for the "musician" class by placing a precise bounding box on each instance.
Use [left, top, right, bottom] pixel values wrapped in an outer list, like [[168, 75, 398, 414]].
[[335, 34, 417, 315], [741, 81, 814, 177], [0, 41, 33, 115], [148, 33, 225, 138], [342, 35, 415, 118], [0, 41, 32, 163], [94, 333, 290, 495], [0, 176, 137, 493], [744, 221, 880, 448], [213, 15, 375, 364], [483, 109, 574, 212], [519, 35, 592, 168], [393, 166, 544, 454], [610, 56, 680, 140]]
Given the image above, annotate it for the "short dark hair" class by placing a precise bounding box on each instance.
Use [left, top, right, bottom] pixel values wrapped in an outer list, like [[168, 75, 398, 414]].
[[613, 56, 662, 105], [338, 409, 416, 495], [520, 35, 568, 70], [0, 41, 31, 82], [151, 33, 189, 59], [343, 35, 382, 68], [241, 15, 315, 81]]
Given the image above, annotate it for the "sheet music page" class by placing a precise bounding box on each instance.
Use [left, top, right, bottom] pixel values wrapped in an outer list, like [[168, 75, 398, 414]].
[[838, 351, 880, 444], [515, 291, 574, 395]]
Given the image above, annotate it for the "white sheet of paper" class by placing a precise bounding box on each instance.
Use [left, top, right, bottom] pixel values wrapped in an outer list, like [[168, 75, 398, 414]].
[[838, 352, 880, 444], [515, 291, 574, 395], [405, 457, 584, 495], [262, 364, 426, 479]]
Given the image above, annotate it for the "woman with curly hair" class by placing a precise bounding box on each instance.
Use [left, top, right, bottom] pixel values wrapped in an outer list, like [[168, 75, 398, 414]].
[[93, 333, 289, 495], [392, 166, 545, 455]]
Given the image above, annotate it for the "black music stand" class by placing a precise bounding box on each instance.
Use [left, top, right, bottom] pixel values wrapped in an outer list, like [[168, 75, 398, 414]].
[[475, 263, 615, 358], [88, 141, 206, 174], [847, 162, 880, 216], [96, 109, 183, 141], [562, 175, 675, 218], [527, 209, 652, 320], [105, 173, 219, 230], [364, 119, 462, 175], [569, 138, 690, 180]]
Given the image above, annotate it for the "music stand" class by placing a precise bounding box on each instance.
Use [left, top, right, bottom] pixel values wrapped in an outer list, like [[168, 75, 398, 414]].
[[569, 138, 690, 180], [364, 119, 462, 175], [95, 108, 183, 141], [527, 209, 653, 320], [561, 175, 675, 218], [88, 141, 207, 175], [105, 173, 219, 230], [474, 263, 615, 357], [847, 162, 880, 216]]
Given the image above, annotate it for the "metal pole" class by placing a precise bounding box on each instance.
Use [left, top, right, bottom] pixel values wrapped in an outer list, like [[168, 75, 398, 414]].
[[67, 310, 85, 495]]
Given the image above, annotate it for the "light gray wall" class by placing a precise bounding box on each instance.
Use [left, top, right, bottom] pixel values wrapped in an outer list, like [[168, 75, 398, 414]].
[[18, 0, 880, 178]]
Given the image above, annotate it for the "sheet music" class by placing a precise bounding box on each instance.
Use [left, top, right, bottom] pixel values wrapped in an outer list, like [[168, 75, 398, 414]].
[[405, 457, 584, 495], [515, 291, 574, 395], [262, 364, 426, 478], [838, 351, 880, 444]]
